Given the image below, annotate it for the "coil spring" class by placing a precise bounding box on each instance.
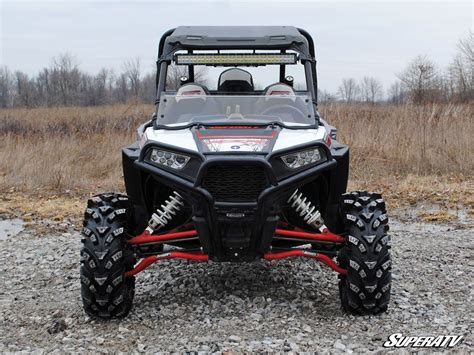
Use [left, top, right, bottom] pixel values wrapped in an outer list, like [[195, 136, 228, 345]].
[[146, 191, 184, 233], [287, 189, 324, 229]]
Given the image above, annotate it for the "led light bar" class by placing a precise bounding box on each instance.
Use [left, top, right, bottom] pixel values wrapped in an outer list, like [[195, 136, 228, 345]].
[[175, 53, 297, 66]]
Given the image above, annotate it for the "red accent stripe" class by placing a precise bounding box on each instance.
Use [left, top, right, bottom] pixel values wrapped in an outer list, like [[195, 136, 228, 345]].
[[269, 90, 291, 95], [198, 132, 276, 139], [199, 139, 267, 144], [181, 90, 204, 95], [325, 134, 332, 147], [209, 126, 259, 129], [201, 135, 273, 139], [197, 130, 277, 140]]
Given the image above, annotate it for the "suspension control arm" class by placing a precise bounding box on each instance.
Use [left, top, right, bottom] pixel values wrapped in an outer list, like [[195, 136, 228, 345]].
[[264, 250, 347, 274], [128, 229, 198, 244], [275, 228, 346, 243], [125, 251, 209, 277]]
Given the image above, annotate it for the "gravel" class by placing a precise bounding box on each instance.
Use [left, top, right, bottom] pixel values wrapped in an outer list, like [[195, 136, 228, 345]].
[[0, 211, 472, 352]]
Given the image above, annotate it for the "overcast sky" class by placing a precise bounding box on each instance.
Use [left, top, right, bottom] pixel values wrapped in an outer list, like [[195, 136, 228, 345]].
[[1, 0, 472, 93]]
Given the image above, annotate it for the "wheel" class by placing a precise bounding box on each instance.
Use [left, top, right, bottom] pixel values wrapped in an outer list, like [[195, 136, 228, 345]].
[[80, 193, 136, 319], [337, 191, 391, 315]]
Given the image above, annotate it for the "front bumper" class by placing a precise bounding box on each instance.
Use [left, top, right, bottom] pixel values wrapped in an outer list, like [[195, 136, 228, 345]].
[[134, 149, 336, 261]]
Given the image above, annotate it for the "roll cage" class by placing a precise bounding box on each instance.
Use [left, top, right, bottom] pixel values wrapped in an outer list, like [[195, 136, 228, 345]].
[[154, 26, 319, 110]]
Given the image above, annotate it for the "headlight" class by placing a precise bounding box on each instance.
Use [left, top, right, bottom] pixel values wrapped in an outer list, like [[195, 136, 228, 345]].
[[281, 148, 323, 169], [148, 148, 190, 170]]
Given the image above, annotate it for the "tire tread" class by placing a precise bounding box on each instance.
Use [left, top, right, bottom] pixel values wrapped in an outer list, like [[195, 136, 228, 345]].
[[338, 191, 392, 315], [80, 193, 135, 319]]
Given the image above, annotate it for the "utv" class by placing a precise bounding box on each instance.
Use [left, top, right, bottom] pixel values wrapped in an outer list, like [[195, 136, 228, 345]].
[[80, 26, 391, 318]]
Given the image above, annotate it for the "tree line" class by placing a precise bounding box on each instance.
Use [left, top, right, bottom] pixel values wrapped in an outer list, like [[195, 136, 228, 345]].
[[0, 32, 472, 108], [0, 55, 158, 108], [326, 32, 473, 104]]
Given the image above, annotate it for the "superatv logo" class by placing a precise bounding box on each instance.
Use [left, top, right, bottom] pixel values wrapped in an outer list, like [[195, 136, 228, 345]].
[[383, 333, 463, 348]]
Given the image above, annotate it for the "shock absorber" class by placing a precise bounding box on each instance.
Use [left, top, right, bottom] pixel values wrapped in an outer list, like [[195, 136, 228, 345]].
[[145, 191, 184, 234], [288, 189, 325, 230]]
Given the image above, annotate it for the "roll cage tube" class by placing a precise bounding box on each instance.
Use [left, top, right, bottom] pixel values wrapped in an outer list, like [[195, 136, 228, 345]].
[[154, 26, 319, 120], [155, 28, 175, 97], [297, 27, 318, 105]]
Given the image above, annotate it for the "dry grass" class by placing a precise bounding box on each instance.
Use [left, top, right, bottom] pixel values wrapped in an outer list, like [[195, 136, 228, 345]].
[[0, 102, 473, 217], [348, 174, 473, 208], [0, 193, 83, 221], [0, 104, 148, 192], [320, 102, 473, 176]]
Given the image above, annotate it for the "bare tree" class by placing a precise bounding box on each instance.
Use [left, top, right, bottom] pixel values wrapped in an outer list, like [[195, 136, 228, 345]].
[[338, 78, 360, 102], [165, 64, 209, 91], [0, 66, 13, 108], [50, 53, 81, 105], [140, 72, 156, 102], [387, 81, 407, 105], [360, 76, 383, 103], [458, 31, 474, 62], [93, 68, 113, 105], [15, 71, 36, 107], [123, 58, 141, 98], [318, 89, 336, 103], [397, 55, 438, 104], [448, 32, 474, 102], [166, 64, 187, 91], [36, 68, 52, 106], [114, 73, 129, 103]]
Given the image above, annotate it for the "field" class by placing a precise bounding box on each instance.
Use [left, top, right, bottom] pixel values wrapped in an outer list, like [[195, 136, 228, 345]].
[[0, 102, 473, 221]]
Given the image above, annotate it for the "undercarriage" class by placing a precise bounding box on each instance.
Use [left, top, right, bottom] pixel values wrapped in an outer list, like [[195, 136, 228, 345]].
[[125, 226, 348, 277]]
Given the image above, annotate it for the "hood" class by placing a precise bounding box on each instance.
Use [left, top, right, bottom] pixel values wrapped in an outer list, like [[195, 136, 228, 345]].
[[193, 125, 280, 153]]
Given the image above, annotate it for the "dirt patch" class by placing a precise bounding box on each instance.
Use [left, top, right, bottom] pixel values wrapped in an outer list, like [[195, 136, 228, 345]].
[[0, 192, 87, 226], [417, 210, 458, 222]]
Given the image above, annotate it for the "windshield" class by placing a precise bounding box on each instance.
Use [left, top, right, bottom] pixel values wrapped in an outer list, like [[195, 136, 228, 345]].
[[156, 94, 316, 127]]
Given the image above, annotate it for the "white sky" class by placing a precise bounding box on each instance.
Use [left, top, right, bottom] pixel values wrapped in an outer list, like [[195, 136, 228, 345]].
[[1, 0, 472, 93]]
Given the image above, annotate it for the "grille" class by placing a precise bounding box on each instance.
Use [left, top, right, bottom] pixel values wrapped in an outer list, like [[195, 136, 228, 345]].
[[202, 165, 269, 202]]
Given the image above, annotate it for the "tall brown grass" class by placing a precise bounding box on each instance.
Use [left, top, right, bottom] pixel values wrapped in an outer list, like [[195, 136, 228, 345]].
[[320, 103, 473, 177], [0, 104, 147, 192], [0, 103, 472, 204]]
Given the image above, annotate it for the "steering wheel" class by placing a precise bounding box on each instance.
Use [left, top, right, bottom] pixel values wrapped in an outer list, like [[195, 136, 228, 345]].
[[260, 105, 306, 121]]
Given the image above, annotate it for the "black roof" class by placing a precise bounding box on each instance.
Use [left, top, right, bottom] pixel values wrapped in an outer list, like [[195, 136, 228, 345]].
[[159, 26, 314, 59]]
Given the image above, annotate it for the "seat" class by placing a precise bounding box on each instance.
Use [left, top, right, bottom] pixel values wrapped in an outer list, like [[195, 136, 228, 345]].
[[217, 68, 254, 94], [262, 83, 296, 98], [176, 83, 210, 98]]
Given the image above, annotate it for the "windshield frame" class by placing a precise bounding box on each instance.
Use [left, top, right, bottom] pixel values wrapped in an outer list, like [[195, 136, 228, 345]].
[[153, 28, 319, 130]]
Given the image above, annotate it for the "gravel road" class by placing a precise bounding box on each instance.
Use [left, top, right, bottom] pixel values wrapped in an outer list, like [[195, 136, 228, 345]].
[[0, 212, 472, 353]]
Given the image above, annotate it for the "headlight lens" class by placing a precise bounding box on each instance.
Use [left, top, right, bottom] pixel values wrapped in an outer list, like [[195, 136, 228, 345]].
[[148, 148, 190, 170], [281, 148, 323, 169]]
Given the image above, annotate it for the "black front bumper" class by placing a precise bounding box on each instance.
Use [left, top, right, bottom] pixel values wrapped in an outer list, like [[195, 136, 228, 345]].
[[134, 152, 337, 261]]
